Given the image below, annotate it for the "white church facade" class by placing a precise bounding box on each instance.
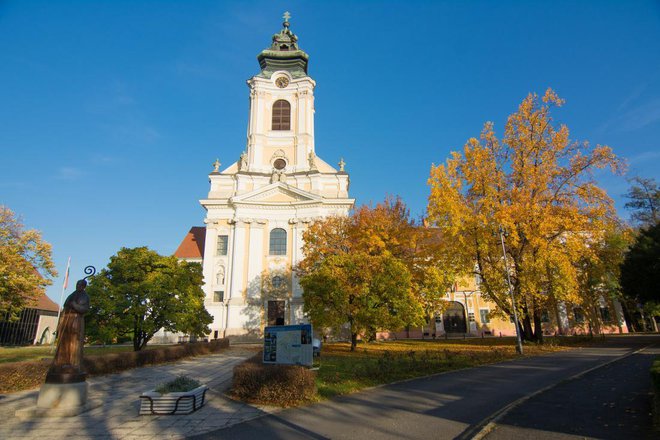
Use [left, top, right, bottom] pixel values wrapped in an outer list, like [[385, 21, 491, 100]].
[[174, 15, 354, 339]]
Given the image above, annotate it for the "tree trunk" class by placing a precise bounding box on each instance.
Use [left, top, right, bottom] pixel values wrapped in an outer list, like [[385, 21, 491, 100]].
[[522, 313, 534, 341], [551, 294, 564, 335], [350, 332, 358, 351], [620, 300, 638, 332], [133, 319, 141, 351], [533, 309, 544, 344], [366, 326, 377, 342]]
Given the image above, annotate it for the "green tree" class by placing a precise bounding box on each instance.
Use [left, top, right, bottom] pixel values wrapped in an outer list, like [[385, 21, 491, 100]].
[[86, 247, 212, 351], [0, 206, 57, 316], [297, 199, 425, 350], [300, 252, 421, 351], [620, 222, 660, 330], [575, 226, 632, 334], [624, 176, 660, 227]]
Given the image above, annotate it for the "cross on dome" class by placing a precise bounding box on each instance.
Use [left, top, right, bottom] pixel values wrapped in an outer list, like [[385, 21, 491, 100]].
[[256, 12, 309, 78]]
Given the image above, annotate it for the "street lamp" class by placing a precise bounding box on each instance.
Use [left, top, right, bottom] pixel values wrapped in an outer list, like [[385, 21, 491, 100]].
[[499, 226, 524, 355], [462, 290, 475, 337]]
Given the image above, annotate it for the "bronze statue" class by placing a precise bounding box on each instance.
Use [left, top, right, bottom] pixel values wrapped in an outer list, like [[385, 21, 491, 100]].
[[46, 279, 91, 384]]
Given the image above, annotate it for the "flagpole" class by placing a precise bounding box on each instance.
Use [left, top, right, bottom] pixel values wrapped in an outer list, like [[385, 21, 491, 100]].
[[51, 257, 70, 351]]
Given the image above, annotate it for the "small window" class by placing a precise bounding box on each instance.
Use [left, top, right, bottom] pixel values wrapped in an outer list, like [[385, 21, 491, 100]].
[[600, 307, 612, 323], [541, 310, 550, 323], [272, 100, 291, 131], [479, 309, 490, 324], [269, 228, 287, 255], [214, 291, 224, 303], [573, 308, 585, 323], [217, 235, 228, 256], [272, 275, 284, 289]]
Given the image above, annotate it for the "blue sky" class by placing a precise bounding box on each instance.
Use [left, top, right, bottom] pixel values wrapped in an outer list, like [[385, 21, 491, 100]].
[[1, 1, 659, 303]]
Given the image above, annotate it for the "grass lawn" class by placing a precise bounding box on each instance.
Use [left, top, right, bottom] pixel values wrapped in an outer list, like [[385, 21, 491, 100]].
[[0, 344, 165, 364], [314, 336, 594, 399]]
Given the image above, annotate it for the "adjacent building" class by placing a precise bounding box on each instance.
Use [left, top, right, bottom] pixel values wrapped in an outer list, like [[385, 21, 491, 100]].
[[0, 292, 59, 346]]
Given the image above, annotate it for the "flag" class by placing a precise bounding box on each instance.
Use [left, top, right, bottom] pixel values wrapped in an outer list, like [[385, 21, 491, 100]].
[[62, 257, 71, 290]]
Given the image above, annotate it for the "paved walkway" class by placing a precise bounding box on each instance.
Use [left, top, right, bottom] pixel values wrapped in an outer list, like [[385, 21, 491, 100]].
[[0, 346, 270, 439]]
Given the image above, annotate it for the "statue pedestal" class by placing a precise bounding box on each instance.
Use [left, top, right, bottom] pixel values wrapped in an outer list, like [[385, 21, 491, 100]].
[[15, 382, 102, 420], [37, 382, 88, 409]]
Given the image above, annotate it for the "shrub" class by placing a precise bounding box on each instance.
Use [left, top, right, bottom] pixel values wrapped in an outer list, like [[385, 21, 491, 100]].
[[231, 352, 317, 406], [0, 360, 50, 394], [155, 376, 201, 394], [83, 338, 229, 374], [0, 339, 229, 394]]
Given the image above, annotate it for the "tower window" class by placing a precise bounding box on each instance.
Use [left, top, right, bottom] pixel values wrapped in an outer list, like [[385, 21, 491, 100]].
[[269, 228, 287, 255], [272, 100, 291, 131], [217, 235, 228, 256]]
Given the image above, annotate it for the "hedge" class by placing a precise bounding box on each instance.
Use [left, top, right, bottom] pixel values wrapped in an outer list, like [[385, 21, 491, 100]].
[[652, 357, 660, 429], [0, 338, 229, 394], [230, 352, 317, 407]]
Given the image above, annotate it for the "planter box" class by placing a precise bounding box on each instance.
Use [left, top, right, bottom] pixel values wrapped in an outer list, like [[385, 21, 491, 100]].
[[139, 385, 208, 415]]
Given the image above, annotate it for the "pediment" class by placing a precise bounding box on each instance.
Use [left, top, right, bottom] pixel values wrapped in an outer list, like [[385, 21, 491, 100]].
[[231, 183, 322, 205]]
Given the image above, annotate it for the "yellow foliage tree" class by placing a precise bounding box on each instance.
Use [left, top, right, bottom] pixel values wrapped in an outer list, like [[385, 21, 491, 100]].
[[297, 198, 431, 350], [0, 206, 57, 316], [427, 89, 623, 341]]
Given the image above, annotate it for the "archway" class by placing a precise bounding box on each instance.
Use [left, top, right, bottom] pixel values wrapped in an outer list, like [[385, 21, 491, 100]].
[[39, 327, 51, 345], [443, 301, 467, 333]]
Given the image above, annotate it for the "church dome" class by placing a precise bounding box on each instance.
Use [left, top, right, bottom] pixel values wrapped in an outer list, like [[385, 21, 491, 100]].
[[257, 12, 309, 79]]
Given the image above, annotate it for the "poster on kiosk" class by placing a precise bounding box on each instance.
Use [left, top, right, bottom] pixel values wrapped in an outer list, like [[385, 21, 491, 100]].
[[263, 324, 313, 367]]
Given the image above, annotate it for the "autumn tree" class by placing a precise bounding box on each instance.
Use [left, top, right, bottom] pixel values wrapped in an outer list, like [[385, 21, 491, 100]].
[[349, 198, 461, 328], [428, 89, 623, 342], [0, 206, 57, 316], [297, 199, 426, 350], [86, 247, 212, 350]]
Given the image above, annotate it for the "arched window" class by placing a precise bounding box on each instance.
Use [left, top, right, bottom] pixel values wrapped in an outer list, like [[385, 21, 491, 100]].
[[269, 228, 287, 255], [272, 100, 291, 131]]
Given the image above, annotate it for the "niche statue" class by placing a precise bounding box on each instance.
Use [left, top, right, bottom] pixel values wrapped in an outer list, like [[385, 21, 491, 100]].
[[46, 279, 91, 384]]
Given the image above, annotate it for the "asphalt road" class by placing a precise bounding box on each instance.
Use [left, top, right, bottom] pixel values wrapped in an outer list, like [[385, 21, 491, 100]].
[[484, 343, 659, 440], [191, 336, 659, 440]]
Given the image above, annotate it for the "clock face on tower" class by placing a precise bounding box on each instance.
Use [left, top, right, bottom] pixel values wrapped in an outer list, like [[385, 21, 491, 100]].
[[275, 76, 289, 88]]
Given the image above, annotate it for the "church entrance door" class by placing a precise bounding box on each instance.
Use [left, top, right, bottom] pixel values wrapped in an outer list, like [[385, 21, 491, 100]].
[[443, 301, 467, 333], [267, 300, 285, 326]]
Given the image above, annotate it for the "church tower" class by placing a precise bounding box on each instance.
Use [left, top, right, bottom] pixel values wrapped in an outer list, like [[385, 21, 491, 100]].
[[186, 14, 354, 338]]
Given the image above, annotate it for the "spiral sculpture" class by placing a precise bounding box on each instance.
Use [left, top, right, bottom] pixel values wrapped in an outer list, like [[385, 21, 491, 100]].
[[83, 265, 96, 280]]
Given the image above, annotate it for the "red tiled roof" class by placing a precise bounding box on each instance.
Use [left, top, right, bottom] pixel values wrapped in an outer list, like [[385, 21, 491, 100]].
[[174, 227, 206, 259], [26, 292, 60, 312]]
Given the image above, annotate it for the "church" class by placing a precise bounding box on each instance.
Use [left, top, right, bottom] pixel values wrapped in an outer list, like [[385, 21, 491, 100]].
[[174, 14, 354, 338], [172, 14, 629, 343]]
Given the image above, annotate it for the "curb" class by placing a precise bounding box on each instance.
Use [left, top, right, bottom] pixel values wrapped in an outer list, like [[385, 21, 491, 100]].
[[457, 343, 656, 440]]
